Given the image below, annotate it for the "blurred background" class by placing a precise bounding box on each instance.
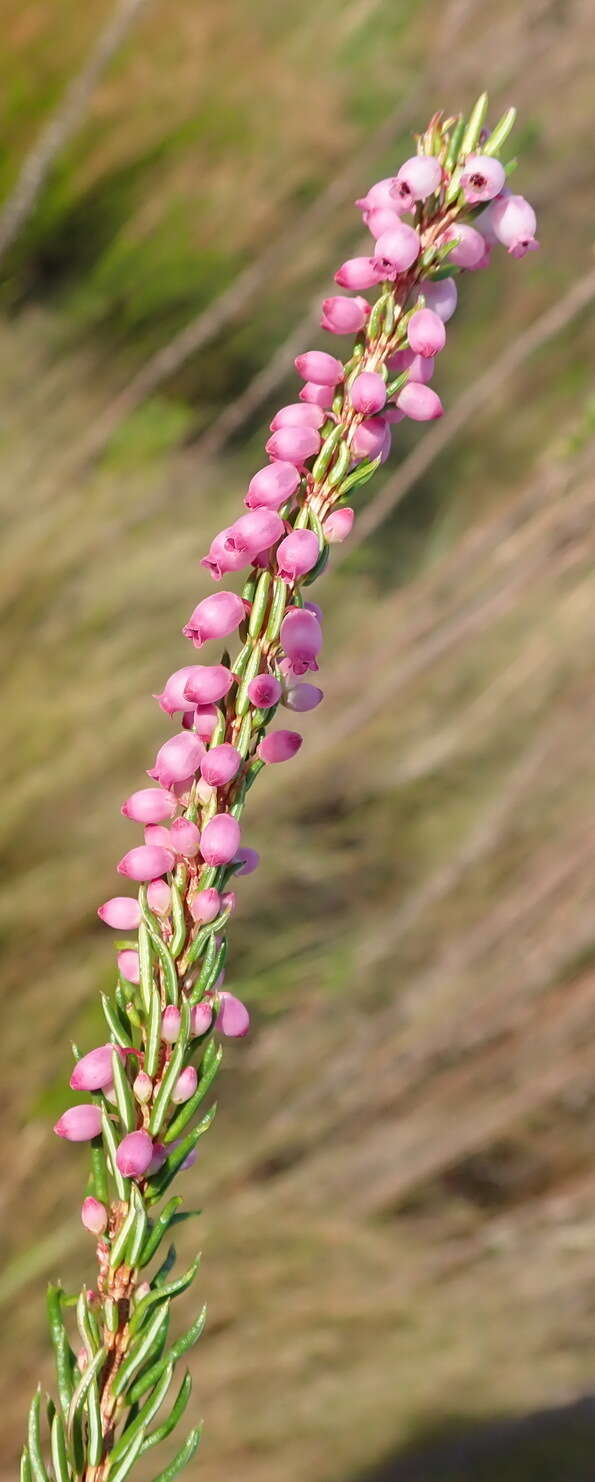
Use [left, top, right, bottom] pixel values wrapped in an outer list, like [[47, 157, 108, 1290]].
[[1, 0, 595, 1478]]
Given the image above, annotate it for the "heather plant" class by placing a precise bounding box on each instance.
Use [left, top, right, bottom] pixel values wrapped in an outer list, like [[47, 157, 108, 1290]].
[[21, 95, 537, 1482]]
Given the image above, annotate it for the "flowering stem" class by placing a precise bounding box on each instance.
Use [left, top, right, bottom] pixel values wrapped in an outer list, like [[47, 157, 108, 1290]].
[[22, 96, 536, 1482]]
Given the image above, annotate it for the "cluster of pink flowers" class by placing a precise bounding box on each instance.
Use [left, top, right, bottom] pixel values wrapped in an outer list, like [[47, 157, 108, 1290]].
[[23, 100, 538, 1482], [54, 110, 538, 1220]]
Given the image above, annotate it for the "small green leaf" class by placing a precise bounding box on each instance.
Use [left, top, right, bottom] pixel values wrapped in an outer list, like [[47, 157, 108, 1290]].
[[128, 1307, 206, 1404], [67, 1348, 106, 1447], [50, 1415, 71, 1482], [111, 1050, 136, 1134], [264, 576, 287, 643], [101, 993, 133, 1048], [125, 1186, 149, 1268], [460, 90, 488, 158], [106, 1426, 147, 1482], [164, 1044, 222, 1143], [85, 1377, 103, 1467], [101, 1108, 128, 1201], [111, 1304, 170, 1399], [147, 1425, 202, 1482], [248, 569, 272, 639], [138, 1197, 183, 1269], [140, 1371, 192, 1454], [145, 1108, 216, 1200], [483, 104, 516, 157], [149, 1002, 191, 1137], [169, 881, 187, 958], [27, 1389, 51, 1482], [47, 1285, 75, 1418], [137, 921, 154, 1016], [20, 1446, 33, 1482], [130, 1255, 200, 1335], [109, 1364, 174, 1466]]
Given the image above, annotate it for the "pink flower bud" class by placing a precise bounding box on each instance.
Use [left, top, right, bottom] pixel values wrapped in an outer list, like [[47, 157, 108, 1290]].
[[487, 193, 538, 257], [276, 529, 320, 581], [178, 665, 233, 706], [191, 1001, 213, 1036], [201, 527, 253, 579], [161, 1005, 181, 1043], [323, 507, 354, 543], [270, 403, 325, 431], [144, 825, 174, 852], [299, 382, 334, 409], [147, 879, 171, 915], [396, 381, 443, 421], [169, 817, 202, 857], [200, 813, 241, 866], [154, 666, 216, 715], [356, 177, 402, 214], [117, 845, 172, 882], [221, 890, 236, 913], [98, 897, 142, 930], [133, 1071, 153, 1103], [81, 1197, 108, 1235], [294, 351, 344, 387], [365, 207, 403, 239], [118, 949, 140, 984], [388, 348, 435, 384], [247, 674, 282, 709], [373, 223, 421, 272], [245, 462, 300, 510], [233, 847, 260, 876], [116, 1129, 153, 1179], [216, 991, 250, 1038], [280, 608, 322, 674], [265, 426, 321, 466], [421, 277, 458, 322], [183, 591, 245, 648], [335, 256, 388, 290], [54, 1104, 103, 1142], [172, 1065, 198, 1105], [180, 1146, 198, 1171], [200, 743, 242, 788], [225, 510, 285, 558], [303, 600, 323, 621], [349, 371, 386, 415], [440, 223, 486, 268], [70, 1044, 121, 1092], [351, 415, 388, 461], [193, 705, 219, 741], [460, 152, 505, 204], [258, 729, 302, 763], [407, 308, 446, 358], [392, 154, 442, 205], [147, 732, 205, 788], [121, 788, 177, 824], [320, 295, 370, 334], [147, 1142, 168, 1175], [283, 682, 324, 711], [189, 886, 221, 924]]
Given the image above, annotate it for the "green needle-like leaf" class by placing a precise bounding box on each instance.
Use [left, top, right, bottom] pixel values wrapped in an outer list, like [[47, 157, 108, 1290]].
[[140, 1371, 192, 1454], [129, 1255, 200, 1334], [47, 1285, 75, 1418], [50, 1415, 71, 1482], [138, 1196, 183, 1269], [109, 1363, 174, 1466], [128, 1306, 207, 1404], [27, 1389, 50, 1482], [147, 1424, 202, 1482], [111, 1303, 171, 1399]]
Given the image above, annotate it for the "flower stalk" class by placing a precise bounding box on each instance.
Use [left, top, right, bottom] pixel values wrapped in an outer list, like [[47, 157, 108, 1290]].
[[21, 97, 536, 1482]]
